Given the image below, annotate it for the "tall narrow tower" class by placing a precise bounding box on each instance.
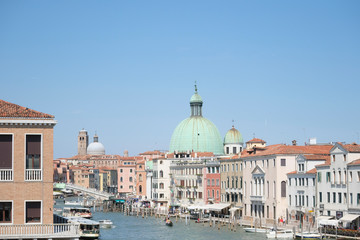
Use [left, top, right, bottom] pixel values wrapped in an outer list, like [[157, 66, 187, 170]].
[[78, 129, 89, 155]]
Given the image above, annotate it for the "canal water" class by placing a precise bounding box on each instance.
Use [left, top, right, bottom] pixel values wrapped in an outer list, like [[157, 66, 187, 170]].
[[91, 211, 267, 240]]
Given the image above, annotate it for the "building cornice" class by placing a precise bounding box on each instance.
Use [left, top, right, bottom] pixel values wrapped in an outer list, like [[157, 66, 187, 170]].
[[0, 119, 57, 126]]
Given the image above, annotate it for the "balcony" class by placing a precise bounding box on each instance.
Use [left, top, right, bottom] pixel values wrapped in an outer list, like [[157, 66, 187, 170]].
[[0, 169, 13, 181], [25, 169, 42, 181], [250, 195, 265, 203], [0, 223, 79, 239]]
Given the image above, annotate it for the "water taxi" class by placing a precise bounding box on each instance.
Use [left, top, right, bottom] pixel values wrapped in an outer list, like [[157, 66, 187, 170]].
[[63, 207, 92, 219], [66, 216, 100, 239], [98, 219, 113, 228]]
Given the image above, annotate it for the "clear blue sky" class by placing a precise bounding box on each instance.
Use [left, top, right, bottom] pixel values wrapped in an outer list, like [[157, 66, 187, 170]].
[[1, 1, 359, 158]]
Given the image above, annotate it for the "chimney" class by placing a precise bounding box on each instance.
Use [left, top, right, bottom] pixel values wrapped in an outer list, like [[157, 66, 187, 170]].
[[292, 140, 297, 146]]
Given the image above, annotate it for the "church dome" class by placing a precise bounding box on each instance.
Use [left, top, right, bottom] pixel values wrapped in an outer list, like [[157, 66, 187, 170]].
[[169, 85, 224, 155], [224, 126, 243, 145], [87, 134, 105, 155]]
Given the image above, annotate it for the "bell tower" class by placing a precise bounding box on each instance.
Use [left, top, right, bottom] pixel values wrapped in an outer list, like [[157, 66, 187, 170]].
[[78, 129, 88, 155]]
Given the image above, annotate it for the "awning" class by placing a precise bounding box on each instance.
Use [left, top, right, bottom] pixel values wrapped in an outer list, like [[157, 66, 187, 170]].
[[339, 214, 360, 222], [319, 219, 339, 227], [317, 216, 334, 220], [207, 203, 231, 212]]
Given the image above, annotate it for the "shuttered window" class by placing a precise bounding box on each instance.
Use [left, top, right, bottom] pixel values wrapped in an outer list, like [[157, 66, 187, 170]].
[[26, 201, 41, 223], [0, 135, 12, 169], [281, 181, 286, 197], [26, 135, 41, 169]]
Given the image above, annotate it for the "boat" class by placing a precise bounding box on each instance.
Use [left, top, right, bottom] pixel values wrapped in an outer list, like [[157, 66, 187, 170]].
[[65, 216, 100, 238], [98, 219, 113, 228], [266, 229, 294, 239], [244, 227, 269, 233], [294, 232, 323, 239], [165, 219, 173, 227], [63, 207, 92, 219]]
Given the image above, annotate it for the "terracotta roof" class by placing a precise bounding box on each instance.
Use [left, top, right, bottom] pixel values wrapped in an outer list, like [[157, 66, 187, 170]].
[[287, 170, 297, 175], [246, 138, 266, 143], [303, 155, 330, 161], [348, 159, 360, 166], [241, 144, 332, 158], [0, 99, 54, 118], [342, 143, 360, 153], [139, 150, 165, 156], [306, 168, 317, 174]]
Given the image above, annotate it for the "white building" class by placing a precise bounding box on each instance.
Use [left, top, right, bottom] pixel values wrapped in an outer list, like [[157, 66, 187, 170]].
[[152, 158, 172, 207], [316, 143, 360, 223], [287, 154, 329, 226], [241, 139, 332, 226]]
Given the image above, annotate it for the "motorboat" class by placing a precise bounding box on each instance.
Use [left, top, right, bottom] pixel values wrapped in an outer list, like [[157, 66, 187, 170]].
[[63, 207, 92, 219], [266, 229, 294, 239], [244, 227, 269, 233], [98, 219, 113, 228], [295, 232, 323, 239]]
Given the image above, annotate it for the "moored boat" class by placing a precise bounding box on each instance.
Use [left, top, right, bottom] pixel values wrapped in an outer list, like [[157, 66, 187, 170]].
[[244, 227, 269, 233], [294, 232, 322, 239], [63, 207, 92, 219], [266, 229, 293, 239]]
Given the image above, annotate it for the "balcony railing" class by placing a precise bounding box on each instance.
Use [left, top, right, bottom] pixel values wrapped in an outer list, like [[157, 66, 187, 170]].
[[25, 169, 42, 181], [0, 169, 13, 181], [250, 195, 265, 203], [0, 223, 79, 239]]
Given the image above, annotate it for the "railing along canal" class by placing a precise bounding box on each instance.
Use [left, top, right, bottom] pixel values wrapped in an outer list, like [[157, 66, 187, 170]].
[[0, 223, 79, 238]]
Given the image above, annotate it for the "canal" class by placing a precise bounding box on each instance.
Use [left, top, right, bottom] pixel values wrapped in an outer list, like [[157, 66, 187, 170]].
[[91, 211, 267, 240]]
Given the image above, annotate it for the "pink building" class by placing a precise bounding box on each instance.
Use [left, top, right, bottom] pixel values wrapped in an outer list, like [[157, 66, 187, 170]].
[[117, 157, 136, 195], [204, 162, 221, 203]]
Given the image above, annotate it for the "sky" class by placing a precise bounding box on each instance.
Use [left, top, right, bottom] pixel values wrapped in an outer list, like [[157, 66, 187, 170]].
[[1, 1, 360, 158]]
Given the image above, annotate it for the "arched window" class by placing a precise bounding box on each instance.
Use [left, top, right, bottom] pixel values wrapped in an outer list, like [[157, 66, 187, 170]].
[[139, 185, 142, 193], [160, 170, 164, 178], [160, 183, 164, 189], [139, 174, 143, 182], [129, 177, 133, 182], [281, 181, 286, 197], [212, 189, 215, 198], [120, 177, 123, 182]]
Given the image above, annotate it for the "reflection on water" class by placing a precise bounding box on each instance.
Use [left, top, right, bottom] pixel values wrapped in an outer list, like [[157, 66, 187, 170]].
[[91, 211, 267, 240]]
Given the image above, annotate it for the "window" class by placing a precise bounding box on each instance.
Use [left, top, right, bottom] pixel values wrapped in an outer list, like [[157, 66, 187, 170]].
[[281, 181, 286, 197], [233, 147, 237, 154], [327, 192, 330, 203], [0, 202, 12, 223], [338, 193, 342, 203], [333, 192, 336, 203], [160, 194, 164, 198], [159, 183, 164, 189], [120, 177, 123, 182], [350, 193, 353, 204], [160, 170, 163, 178], [0, 135, 12, 170], [358, 171, 360, 182], [289, 195, 291, 206], [139, 185, 142, 193], [129, 177, 133, 182], [120, 169, 123, 173], [198, 192, 202, 199], [357, 193, 360, 205], [207, 179, 210, 186], [317, 172, 322, 182], [326, 172, 331, 182], [306, 196, 309, 206], [349, 171, 352, 182], [139, 174, 143, 182], [273, 159, 276, 167], [26, 135, 41, 169], [319, 192, 322, 203], [26, 201, 41, 223], [226, 147, 229, 154], [130, 169, 133, 173], [216, 179, 219, 186], [281, 159, 286, 166]]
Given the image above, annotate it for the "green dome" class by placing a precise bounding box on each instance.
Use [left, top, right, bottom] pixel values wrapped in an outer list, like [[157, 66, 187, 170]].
[[190, 93, 203, 103], [169, 116, 224, 155], [224, 126, 244, 144]]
